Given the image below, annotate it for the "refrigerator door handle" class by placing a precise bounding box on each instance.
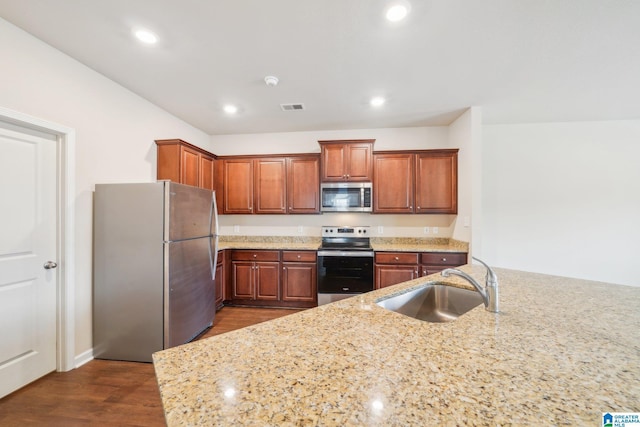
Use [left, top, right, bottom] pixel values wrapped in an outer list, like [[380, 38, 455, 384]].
[[210, 192, 219, 237], [209, 235, 218, 280]]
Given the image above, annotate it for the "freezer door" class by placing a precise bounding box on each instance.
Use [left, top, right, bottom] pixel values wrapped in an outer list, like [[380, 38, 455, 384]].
[[165, 238, 215, 348], [166, 182, 215, 241]]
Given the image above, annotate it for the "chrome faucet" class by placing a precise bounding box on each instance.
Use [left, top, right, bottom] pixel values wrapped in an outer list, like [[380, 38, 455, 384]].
[[441, 257, 499, 312]]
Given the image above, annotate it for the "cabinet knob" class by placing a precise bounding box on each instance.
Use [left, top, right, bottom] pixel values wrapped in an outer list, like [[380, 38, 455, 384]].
[[417, 206, 420, 209], [253, 254, 257, 258], [394, 256, 399, 261], [423, 269, 427, 275], [442, 258, 447, 262], [409, 206, 412, 209], [297, 255, 301, 259], [346, 174, 350, 178]]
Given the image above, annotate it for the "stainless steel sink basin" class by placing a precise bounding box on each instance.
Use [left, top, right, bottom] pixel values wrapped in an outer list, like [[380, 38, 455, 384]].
[[376, 283, 483, 322]]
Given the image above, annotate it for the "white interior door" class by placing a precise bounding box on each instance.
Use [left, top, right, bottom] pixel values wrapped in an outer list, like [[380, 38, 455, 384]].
[[0, 126, 57, 398]]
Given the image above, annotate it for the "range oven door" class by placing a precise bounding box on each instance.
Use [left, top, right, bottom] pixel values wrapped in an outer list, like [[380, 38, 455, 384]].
[[317, 250, 374, 301]]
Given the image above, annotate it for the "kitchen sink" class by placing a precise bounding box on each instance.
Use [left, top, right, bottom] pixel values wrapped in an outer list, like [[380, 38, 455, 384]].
[[375, 283, 483, 322]]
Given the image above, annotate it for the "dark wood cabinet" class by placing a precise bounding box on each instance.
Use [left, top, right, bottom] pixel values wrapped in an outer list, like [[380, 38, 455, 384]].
[[287, 156, 320, 214], [282, 251, 317, 304], [373, 153, 415, 214], [230, 250, 281, 302], [214, 250, 225, 310], [223, 158, 254, 214], [319, 139, 374, 182], [222, 155, 320, 215], [375, 251, 467, 289], [229, 250, 317, 308], [254, 158, 287, 214], [415, 151, 458, 214], [156, 139, 217, 191], [420, 252, 468, 276], [375, 252, 420, 289], [373, 149, 458, 214]]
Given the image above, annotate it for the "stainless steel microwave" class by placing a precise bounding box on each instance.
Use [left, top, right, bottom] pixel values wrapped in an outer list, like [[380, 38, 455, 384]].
[[320, 182, 372, 212]]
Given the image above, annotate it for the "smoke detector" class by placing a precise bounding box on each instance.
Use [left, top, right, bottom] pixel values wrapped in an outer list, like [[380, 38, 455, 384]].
[[264, 76, 279, 86]]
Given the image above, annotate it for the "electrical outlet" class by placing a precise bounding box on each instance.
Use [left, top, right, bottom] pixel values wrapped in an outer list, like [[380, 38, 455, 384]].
[[378, 225, 384, 234], [233, 225, 240, 233], [433, 227, 439, 234], [424, 227, 430, 234]]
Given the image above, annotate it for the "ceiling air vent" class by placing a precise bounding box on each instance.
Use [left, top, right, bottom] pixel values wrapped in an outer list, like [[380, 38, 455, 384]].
[[280, 103, 305, 111]]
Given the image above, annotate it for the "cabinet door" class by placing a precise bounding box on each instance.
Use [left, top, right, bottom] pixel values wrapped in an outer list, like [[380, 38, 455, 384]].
[[282, 262, 317, 302], [373, 153, 414, 213], [254, 158, 286, 214], [320, 143, 347, 181], [214, 261, 224, 309], [287, 156, 320, 214], [346, 143, 373, 181], [255, 262, 280, 301], [232, 261, 254, 299], [223, 159, 253, 214], [415, 151, 458, 214], [181, 146, 200, 187], [375, 265, 420, 289], [199, 154, 215, 191]]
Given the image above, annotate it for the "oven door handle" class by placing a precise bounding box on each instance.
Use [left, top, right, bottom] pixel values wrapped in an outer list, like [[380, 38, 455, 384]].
[[317, 250, 374, 257]]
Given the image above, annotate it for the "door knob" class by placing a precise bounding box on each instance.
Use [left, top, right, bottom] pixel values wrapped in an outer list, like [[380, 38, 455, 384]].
[[44, 261, 58, 269]]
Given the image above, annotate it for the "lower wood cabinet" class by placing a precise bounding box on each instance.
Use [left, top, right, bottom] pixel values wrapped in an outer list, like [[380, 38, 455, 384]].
[[214, 250, 225, 310], [282, 251, 317, 303], [375, 251, 468, 289], [229, 250, 317, 308]]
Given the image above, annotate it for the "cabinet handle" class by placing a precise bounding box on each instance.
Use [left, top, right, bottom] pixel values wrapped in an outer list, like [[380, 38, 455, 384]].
[[423, 269, 427, 275], [415, 270, 419, 277]]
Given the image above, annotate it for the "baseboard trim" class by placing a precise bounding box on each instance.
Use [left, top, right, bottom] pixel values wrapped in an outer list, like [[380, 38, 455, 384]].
[[74, 349, 94, 368]]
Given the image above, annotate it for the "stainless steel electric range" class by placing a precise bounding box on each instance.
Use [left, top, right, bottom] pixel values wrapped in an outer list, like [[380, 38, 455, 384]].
[[317, 226, 374, 305]]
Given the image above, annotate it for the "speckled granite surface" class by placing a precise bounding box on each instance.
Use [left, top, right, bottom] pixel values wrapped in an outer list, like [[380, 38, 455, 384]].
[[217, 236, 468, 253], [153, 267, 640, 426]]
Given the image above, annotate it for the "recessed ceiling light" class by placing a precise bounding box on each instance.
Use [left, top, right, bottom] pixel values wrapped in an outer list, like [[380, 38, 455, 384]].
[[386, 2, 410, 22], [134, 29, 158, 44], [370, 97, 386, 107], [223, 104, 238, 114]]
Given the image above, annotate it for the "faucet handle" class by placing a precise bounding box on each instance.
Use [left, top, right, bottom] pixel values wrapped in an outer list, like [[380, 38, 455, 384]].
[[471, 257, 498, 286]]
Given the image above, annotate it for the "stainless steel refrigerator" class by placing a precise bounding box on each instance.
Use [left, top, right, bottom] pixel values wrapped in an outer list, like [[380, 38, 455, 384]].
[[93, 181, 218, 362]]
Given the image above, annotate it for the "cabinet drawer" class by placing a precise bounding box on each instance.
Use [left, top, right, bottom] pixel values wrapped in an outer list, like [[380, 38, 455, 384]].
[[282, 251, 317, 262], [231, 250, 281, 262], [375, 252, 419, 265], [420, 252, 467, 266]]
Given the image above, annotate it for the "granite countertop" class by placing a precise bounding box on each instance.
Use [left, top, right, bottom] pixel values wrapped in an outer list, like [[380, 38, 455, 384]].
[[153, 267, 640, 426], [217, 236, 468, 253]]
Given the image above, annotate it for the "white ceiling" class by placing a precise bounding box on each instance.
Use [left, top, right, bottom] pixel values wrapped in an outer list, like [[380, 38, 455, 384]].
[[1, 0, 639, 135]]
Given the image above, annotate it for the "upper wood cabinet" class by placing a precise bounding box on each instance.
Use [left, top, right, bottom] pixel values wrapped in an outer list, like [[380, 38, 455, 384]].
[[319, 139, 374, 182], [373, 149, 458, 214], [222, 155, 320, 215], [415, 150, 458, 214], [287, 156, 320, 214], [223, 158, 254, 214], [373, 153, 415, 214], [156, 139, 217, 190]]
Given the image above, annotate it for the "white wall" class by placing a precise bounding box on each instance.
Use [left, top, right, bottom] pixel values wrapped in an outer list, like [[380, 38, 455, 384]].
[[0, 18, 211, 360], [481, 120, 640, 287], [212, 126, 470, 238], [449, 107, 482, 247]]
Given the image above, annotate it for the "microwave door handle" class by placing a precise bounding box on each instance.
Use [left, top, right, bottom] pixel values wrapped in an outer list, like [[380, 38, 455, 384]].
[[360, 187, 364, 207]]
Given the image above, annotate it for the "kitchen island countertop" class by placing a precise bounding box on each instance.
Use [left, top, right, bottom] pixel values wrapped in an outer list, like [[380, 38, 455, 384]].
[[153, 266, 640, 426]]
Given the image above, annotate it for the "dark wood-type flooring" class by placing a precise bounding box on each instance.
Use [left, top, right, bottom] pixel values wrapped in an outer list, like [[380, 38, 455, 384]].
[[0, 307, 301, 426]]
